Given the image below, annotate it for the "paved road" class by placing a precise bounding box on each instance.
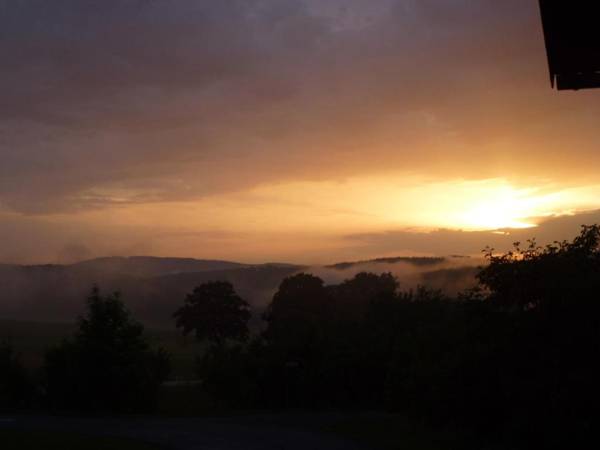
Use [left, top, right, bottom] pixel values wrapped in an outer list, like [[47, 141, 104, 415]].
[[0, 413, 371, 450]]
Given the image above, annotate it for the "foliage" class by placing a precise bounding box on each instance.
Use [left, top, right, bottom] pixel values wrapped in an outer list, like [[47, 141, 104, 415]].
[[174, 281, 251, 346], [196, 226, 600, 448], [329, 271, 398, 320], [262, 273, 331, 360], [44, 286, 170, 412], [479, 224, 600, 313]]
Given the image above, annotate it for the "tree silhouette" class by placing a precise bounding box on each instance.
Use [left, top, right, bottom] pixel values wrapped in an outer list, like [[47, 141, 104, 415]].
[[262, 273, 331, 346], [455, 225, 600, 447], [478, 224, 600, 314], [174, 281, 251, 346], [329, 271, 398, 320], [167, 227, 600, 448], [44, 286, 170, 412]]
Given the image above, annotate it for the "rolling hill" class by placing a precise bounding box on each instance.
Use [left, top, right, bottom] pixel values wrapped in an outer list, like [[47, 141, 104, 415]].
[[0, 258, 302, 327], [0, 255, 479, 328]]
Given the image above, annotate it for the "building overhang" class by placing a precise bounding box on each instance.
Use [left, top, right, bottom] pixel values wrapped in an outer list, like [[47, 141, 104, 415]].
[[539, 1, 600, 90]]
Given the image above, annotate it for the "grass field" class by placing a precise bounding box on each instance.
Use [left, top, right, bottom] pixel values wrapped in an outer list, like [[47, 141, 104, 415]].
[[0, 428, 165, 450]]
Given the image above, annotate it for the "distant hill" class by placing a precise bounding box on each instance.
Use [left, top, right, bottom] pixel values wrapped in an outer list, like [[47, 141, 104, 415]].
[[72, 256, 248, 277], [320, 256, 478, 295], [0, 255, 479, 328], [0, 258, 302, 328], [326, 256, 447, 270]]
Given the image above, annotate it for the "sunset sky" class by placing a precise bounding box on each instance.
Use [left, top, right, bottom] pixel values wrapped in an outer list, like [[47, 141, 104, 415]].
[[3, 0, 600, 264]]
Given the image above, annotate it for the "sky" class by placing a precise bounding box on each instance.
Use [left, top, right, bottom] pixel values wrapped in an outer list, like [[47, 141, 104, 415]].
[[3, 0, 600, 265]]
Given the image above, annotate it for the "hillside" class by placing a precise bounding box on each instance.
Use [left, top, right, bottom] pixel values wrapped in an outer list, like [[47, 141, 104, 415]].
[[72, 256, 248, 277], [0, 255, 479, 328], [326, 256, 447, 270], [0, 258, 302, 327]]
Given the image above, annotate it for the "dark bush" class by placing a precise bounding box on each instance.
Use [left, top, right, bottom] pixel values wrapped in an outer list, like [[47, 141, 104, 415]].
[[44, 286, 170, 413], [0, 341, 32, 411]]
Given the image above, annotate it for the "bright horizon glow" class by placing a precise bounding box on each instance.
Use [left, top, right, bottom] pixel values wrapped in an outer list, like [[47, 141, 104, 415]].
[[450, 184, 562, 230], [69, 176, 597, 234], [5, 175, 600, 264], [223, 177, 582, 233]]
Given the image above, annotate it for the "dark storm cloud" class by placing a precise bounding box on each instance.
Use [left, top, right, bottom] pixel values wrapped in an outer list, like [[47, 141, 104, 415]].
[[1, 0, 325, 125], [0, 0, 330, 211], [1, 0, 556, 214]]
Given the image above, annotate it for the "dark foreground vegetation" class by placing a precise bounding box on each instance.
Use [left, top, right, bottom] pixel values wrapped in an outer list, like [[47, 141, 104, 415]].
[[44, 287, 171, 412], [1, 288, 171, 414], [2, 226, 600, 449], [0, 428, 163, 450]]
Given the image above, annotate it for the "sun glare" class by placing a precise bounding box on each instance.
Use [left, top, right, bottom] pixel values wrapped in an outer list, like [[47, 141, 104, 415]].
[[457, 187, 540, 230], [237, 177, 576, 233], [380, 178, 576, 232]]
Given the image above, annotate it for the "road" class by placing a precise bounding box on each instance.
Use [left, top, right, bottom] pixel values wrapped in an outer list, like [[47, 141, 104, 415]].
[[0, 413, 371, 450]]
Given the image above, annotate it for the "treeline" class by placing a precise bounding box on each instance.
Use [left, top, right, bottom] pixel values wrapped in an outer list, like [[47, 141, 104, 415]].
[[181, 226, 600, 449], [2, 226, 600, 448], [1, 288, 170, 413]]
